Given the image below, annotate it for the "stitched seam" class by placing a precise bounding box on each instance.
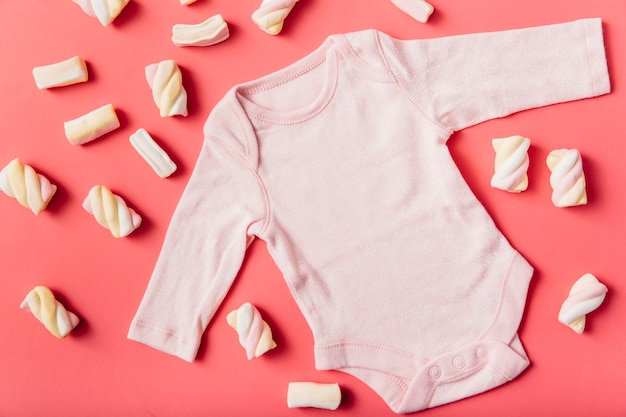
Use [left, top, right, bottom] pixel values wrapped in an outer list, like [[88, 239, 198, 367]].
[[385, 372, 409, 392], [581, 20, 597, 96], [133, 320, 190, 344], [249, 52, 339, 126], [241, 56, 327, 95], [342, 34, 396, 80], [206, 134, 271, 237], [486, 362, 514, 381], [374, 31, 452, 136], [246, 56, 339, 126], [316, 341, 428, 363]]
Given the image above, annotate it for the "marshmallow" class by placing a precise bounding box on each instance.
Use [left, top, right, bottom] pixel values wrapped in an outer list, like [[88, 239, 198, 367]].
[[32, 56, 88, 90], [226, 302, 277, 359], [490, 135, 530, 193], [64, 104, 120, 146], [251, 0, 300, 35], [145, 60, 188, 118], [180, 0, 197, 4], [83, 185, 142, 238], [390, 0, 434, 23], [546, 148, 587, 207], [172, 14, 230, 47], [129, 128, 177, 178], [287, 382, 342, 410], [20, 286, 80, 338], [72, 0, 130, 26], [558, 273, 607, 334], [0, 158, 57, 215]]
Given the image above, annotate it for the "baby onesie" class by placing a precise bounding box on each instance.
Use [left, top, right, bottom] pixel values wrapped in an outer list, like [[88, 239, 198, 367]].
[[128, 18, 610, 413]]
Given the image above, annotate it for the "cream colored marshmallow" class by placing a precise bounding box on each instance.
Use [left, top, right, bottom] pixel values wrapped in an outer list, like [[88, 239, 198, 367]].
[[64, 104, 120, 146], [0, 158, 57, 215], [558, 273, 607, 334], [72, 0, 130, 26], [129, 128, 177, 178], [491, 135, 530, 193], [32, 56, 88, 90], [172, 14, 230, 47], [145, 60, 188, 118], [83, 185, 142, 238], [251, 0, 300, 35], [180, 0, 197, 5], [287, 382, 342, 410], [20, 286, 80, 338], [226, 302, 277, 359], [546, 148, 587, 207], [390, 0, 434, 23]]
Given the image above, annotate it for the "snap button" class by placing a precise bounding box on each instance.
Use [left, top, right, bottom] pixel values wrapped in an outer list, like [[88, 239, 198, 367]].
[[428, 366, 442, 379], [453, 356, 466, 369], [475, 346, 488, 359]]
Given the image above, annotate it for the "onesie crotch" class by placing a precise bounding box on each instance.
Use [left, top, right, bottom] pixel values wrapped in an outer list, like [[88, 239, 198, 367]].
[[398, 338, 530, 413]]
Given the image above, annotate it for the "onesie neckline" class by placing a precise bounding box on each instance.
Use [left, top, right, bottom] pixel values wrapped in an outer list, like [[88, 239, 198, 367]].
[[233, 37, 339, 125]]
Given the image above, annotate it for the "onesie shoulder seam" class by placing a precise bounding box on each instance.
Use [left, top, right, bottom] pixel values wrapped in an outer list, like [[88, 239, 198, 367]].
[[373, 31, 453, 136], [340, 32, 396, 81]]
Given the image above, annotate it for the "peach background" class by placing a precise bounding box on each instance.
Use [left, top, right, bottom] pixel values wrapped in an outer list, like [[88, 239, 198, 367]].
[[1, 0, 625, 416]]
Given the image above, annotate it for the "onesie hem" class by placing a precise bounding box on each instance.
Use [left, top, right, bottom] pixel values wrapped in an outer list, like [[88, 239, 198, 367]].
[[128, 320, 198, 363], [582, 18, 611, 96], [314, 337, 529, 414]]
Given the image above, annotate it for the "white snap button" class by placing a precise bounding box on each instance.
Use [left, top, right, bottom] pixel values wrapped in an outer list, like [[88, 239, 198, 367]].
[[429, 366, 442, 379], [475, 346, 488, 359], [453, 356, 466, 369]]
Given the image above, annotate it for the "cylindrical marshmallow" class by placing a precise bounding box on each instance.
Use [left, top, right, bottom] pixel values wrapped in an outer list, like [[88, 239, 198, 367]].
[[390, 0, 434, 23], [0, 158, 57, 215], [251, 0, 300, 35], [490, 135, 530, 193], [64, 104, 120, 146], [83, 185, 142, 238], [32, 56, 88, 90], [20, 286, 80, 338], [226, 302, 277, 359], [172, 14, 230, 47], [546, 148, 587, 207], [287, 382, 342, 410], [145, 60, 188, 118], [558, 273, 607, 334], [72, 0, 130, 26], [129, 128, 177, 178]]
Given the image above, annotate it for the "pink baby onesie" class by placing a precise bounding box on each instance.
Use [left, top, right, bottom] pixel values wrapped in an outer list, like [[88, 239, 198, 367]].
[[128, 19, 610, 413]]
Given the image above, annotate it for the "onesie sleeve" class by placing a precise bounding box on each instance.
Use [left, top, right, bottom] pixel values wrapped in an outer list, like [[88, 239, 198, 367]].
[[377, 18, 610, 132], [128, 113, 267, 362]]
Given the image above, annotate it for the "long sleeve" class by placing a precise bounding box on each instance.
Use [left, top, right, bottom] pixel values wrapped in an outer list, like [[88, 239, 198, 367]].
[[128, 121, 267, 362], [377, 18, 610, 132]]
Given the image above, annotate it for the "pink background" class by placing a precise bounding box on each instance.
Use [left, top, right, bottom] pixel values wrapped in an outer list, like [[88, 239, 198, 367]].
[[1, 0, 625, 416]]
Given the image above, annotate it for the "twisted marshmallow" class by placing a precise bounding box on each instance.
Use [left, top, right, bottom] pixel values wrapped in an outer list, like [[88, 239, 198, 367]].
[[252, 0, 300, 35], [390, 0, 434, 23], [546, 148, 587, 207], [20, 286, 80, 338], [82, 185, 142, 238], [145, 60, 188, 118], [490, 135, 530, 193], [72, 0, 130, 26], [0, 158, 57, 215], [558, 273, 607, 334], [226, 302, 277, 359]]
